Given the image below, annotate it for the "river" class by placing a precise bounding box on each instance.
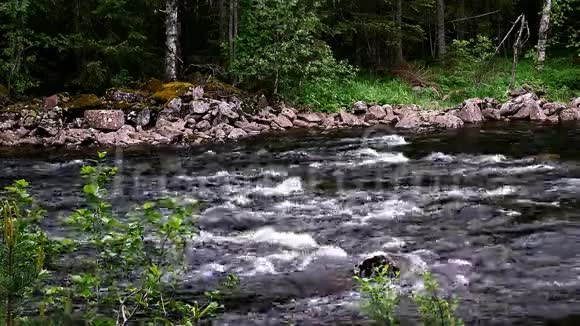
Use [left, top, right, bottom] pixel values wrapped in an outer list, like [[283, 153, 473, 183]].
[[1, 122, 579, 325]]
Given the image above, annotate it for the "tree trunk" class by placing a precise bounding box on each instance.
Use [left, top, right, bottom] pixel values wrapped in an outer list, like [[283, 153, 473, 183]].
[[437, 0, 446, 60], [164, 0, 180, 81], [394, 0, 404, 64], [457, 0, 465, 40], [536, 0, 552, 70]]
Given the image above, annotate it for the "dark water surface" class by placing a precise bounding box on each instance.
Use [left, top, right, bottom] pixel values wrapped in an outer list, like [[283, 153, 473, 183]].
[[2, 123, 580, 325]]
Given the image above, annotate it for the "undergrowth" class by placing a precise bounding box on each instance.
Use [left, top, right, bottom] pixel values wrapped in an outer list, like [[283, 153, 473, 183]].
[[295, 56, 580, 112]]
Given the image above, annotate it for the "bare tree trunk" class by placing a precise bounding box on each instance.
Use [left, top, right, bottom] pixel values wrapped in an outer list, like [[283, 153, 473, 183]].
[[511, 15, 529, 89], [164, 0, 180, 81], [437, 0, 446, 60], [394, 0, 404, 64], [457, 0, 465, 40], [536, 0, 552, 70], [219, 0, 227, 44]]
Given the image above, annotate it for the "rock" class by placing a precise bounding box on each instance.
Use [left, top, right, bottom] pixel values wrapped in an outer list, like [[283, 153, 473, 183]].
[[529, 102, 547, 121], [354, 254, 400, 278], [322, 115, 336, 128], [66, 94, 102, 111], [151, 82, 194, 102], [191, 101, 210, 114], [482, 108, 501, 120], [43, 95, 59, 110], [293, 119, 310, 128], [219, 102, 239, 119], [547, 114, 560, 123], [0, 120, 16, 131], [228, 128, 248, 140], [234, 120, 269, 133], [511, 103, 532, 119], [281, 107, 297, 120], [559, 108, 580, 121], [196, 120, 211, 131], [191, 86, 204, 100], [297, 113, 323, 123], [257, 95, 269, 110], [395, 111, 421, 129], [394, 105, 419, 116], [457, 100, 484, 123], [0, 130, 17, 145], [339, 109, 362, 127], [431, 114, 464, 129], [543, 102, 566, 116], [156, 125, 183, 142], [213, 123, 235, 136], [95, 132, 118, 146], [62, 128, 95, 145], [136, 108, 151, 127], [84, 110, 125, 131], [382, 105, 398, 123], [37, 108, 64, 136], [569, 97, 580, 109], [186, 117, 197, 129], [272, 115, 293, 128], [364, 105, 387, 121], [352, 101, 368, 113], [166, 97, 182, 112], [214, 129, 226, 139], [108, 89, 144, 103], [509, 87, 528, 97]]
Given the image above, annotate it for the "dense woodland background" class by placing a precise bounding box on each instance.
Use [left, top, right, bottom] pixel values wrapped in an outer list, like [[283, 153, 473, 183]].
[[0, 0, 578, 109]]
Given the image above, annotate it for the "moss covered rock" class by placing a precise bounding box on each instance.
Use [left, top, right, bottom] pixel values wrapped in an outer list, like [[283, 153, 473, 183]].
[[66, 94, 103, 110], [151, 82, 194, 103]]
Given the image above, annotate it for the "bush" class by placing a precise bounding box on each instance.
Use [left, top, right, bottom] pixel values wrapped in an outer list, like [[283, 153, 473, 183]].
[[355, 265, 400, 325], [413, 272, 464, 326]]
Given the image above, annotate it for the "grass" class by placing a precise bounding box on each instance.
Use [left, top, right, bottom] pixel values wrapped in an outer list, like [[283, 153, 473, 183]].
[[295, 56, 580, 112]]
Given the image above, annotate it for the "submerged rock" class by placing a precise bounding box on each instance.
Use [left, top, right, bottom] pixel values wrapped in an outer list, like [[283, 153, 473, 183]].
[[354, 254, 400, 278]]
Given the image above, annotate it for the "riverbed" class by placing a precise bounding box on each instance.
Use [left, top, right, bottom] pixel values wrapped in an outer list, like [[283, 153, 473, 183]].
[[1, 122, 579, 325]]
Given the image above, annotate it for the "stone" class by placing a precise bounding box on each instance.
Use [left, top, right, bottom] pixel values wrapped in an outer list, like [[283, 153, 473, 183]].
[[191, 101, 210, 114], [151, 82, 194, 102], [547, 114, 560, 123], [297, 113, 323, 123], [66, 94, 102, 111], [543, 102, 566, 116], [234, 120, 268, 133], [0, 130, 17, 145], [499, 102, 519, 116], [272, 115, 293, 128], [196, 120, 211, 131], [228, 128, 248, 140], [95, 132, 118, 146], [37, 108, 64, 136], [394, 105, 419, 116], [529, 102, 547, 121], [559, 108, 580, 121], [281, 107, 297, 120], [364, 105, 387, 121], [43, 95, 59, 110], [186, 117, 197, 128], [511, 103, 532, 120], [293, 119, 310, 128], [214, 129, 226, 139], [457, 101, 483, 123], [156, 125, 183, 142], [395, 111, 421, 129], [191, 86, 204, 100], [431, 114, 464, 129], [136, 108, 151, 127], [108, 89, 144, 103], [84, 110, 125, 131], [339, 109, 362, 127], [571, 97, 580, 109], [0, 120, 16, 131], [352, 101, 368, 113], [354, 254, 400, 278], [382, 105, 398, 123], [482, 108, 501, 120], [166, 97, 182, 112], [219, 102, 239, 119]]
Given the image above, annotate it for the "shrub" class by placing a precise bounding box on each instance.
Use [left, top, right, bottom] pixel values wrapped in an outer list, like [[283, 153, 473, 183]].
[[354, 265, 400, 325], [413, 272, 464, 326]]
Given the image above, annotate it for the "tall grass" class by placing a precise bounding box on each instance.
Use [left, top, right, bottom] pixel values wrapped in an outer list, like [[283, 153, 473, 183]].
[[295, 56, 580, 112]]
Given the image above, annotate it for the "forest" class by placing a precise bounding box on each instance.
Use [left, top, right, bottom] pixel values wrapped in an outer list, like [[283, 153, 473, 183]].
[[0, 0, 579, 111]]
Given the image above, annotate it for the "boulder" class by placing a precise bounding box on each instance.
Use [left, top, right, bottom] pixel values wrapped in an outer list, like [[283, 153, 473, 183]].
[[191, 101, 211, 115], [339, 109, 362, 127], [219, 102, 239, 119], [430, 114, 464, 129], [272, 115, 293, 128], [297, 113, 323, 123], [0, 120, 16, 131], [293, 119, 310, 128], [457, 101, 483, 123], [511, 103, 532, 120], [394, 105, 419, 116], [570, 97, 580, 109], [196, 120, 211, 131], [234, 120, 269, 133], [543, 102, 566, 116], [482, 108, 501, 120], [95, 132, 118, 146], [499, 102, 519, 116], [151, 82, 193, 102], [395, 111, 421, 129], [352, 101, 368, 114], [529, 102, 547, 121], [228, 128, 248, 140], [136, 108, 151, 127], [354, 254, 400, 278], [365, 105, 387, 121], [322, 114, 337, 128], [382, 105, 398, 123], [84, 110, 125, 131], [281, 107, 297, 120], [560, 108, 580, 121], [37, 108, 64, 136], [166, 97, 182, 112], [108, 89, 144, 103]]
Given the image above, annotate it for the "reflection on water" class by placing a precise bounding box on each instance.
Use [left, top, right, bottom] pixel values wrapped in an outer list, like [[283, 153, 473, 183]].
[[1, 123, 580, 325]]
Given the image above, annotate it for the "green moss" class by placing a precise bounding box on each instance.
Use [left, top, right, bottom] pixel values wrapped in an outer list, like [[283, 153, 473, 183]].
[[66, 94, 102, 110], [205, 80, 241, 96], [151, 82, 194, 102], [141, 79, 164, 95]]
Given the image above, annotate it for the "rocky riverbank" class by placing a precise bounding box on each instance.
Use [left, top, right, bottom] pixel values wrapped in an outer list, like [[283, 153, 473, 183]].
[[1, 82, 579, 148]]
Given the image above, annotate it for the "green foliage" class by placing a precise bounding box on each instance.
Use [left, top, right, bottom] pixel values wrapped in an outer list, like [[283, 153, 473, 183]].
[[447, 35, 496, 86], [413, 272, 463, 326], [552, 0, 580, 56], [232, 0, 355, 95], [354, 266, 400, 325], [0, 180, 46, 325]]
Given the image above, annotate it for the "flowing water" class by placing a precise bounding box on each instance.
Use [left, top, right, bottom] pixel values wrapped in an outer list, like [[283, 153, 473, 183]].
[[2, 123, 580, 325]]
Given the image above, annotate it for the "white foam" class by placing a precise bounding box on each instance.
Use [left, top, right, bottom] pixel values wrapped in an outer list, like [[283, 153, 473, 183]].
[[515, 199, 560, 207], [314, 246, 348, 258], [448, 259, 472, 267], [232, 194, 252, 206], [199, 263, 226, 278], [455, 274, 469, 286], [424, 152, 454, 162], [359, 152, 410, 166], [503, 164, 555, 174], [485, 186, 517, 197], [215, 170, 230, 177], [309, 162, 323, 168], [244, 227, 318, 249], [254, 177, 303, 196], [361, 200, 422, 222], [242, 257, 277, 276], [379, 135, 409, 146], [469, 154, 507, 164], [382, 237, 406, 250]]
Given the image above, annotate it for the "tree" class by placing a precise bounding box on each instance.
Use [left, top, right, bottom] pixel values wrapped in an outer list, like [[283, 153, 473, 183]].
[[436, 0, 446, 59], [394, 0, 404, 64], [536, 0, 552, 70], [165, 0, 180, 81]]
